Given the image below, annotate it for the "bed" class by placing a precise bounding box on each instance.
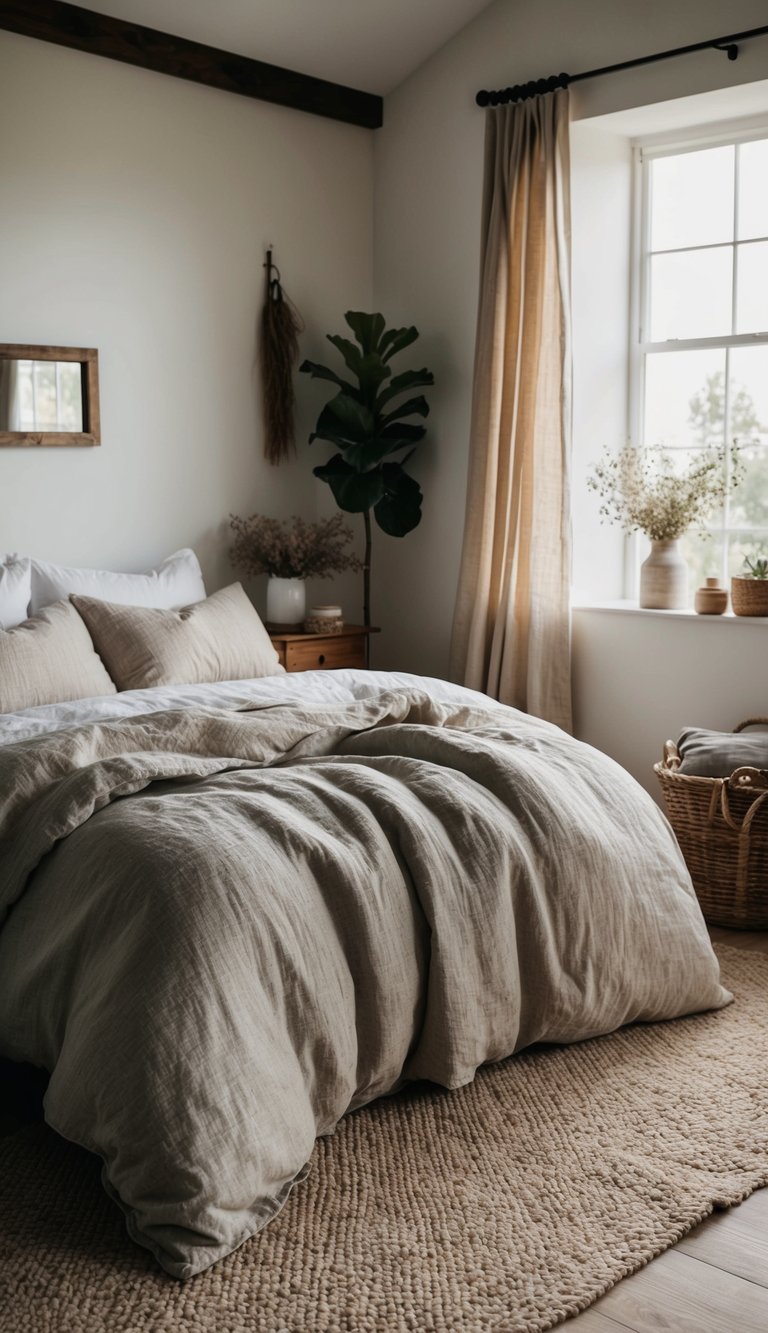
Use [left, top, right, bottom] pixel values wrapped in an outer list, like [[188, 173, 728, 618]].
[[0, 661, 730, 1279]]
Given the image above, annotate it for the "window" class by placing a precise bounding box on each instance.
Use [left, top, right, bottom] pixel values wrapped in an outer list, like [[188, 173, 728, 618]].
[[632, 127, 768, 593]]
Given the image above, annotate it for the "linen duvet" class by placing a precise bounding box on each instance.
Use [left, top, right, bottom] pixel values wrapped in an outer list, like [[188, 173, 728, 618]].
[[0, 670, 729, 1278]]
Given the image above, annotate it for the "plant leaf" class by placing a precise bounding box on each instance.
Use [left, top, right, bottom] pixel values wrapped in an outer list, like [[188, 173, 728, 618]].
[[308, 403, 353, 449], [341, 423, 425, 470], [326, 335, 364, 377], [324, 393, 375, 441], [378, 422, 427, 447], [313, 454, 384, 513], [344, 311, 386, 354], [377, 368, 435, 408], [374, 463, 423, 536], [298, 359, 358, 398], [379, 326, 419, 363], [380, 395, 430, 427], [355, 354, 391, 400]]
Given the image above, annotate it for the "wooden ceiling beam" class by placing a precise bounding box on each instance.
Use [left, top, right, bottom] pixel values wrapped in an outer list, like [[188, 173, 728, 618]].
[[0, 0, 383, 129]]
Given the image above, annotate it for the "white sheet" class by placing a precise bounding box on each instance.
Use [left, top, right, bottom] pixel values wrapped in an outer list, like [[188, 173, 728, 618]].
[[0, 670, 495, 746]]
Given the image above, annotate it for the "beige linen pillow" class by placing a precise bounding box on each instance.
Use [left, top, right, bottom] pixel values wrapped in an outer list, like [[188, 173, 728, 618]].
[[0, 599, 117, 713], [71, 583, 283, 691]]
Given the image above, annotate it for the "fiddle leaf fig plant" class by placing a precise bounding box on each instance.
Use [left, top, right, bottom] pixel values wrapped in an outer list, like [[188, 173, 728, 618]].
[[300, 312, 434, 626]]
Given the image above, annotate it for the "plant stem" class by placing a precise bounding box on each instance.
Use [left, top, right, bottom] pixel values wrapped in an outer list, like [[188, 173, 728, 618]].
[[363, 509, 372, 665]]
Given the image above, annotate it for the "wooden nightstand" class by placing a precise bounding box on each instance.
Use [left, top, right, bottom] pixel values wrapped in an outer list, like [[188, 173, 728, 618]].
[[267, 624, 380, 672]]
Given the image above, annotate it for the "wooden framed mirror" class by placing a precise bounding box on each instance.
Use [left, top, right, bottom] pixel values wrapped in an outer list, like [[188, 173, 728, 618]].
[[0, 344, 100, 447]]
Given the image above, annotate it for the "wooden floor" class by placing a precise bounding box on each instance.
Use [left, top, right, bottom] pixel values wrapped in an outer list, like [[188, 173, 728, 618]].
[[568, 927, 768, 1333]]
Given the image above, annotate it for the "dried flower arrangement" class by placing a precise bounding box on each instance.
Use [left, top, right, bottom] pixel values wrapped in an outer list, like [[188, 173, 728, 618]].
[[588, 444, 742, 541], [229, 512, 361, 580]]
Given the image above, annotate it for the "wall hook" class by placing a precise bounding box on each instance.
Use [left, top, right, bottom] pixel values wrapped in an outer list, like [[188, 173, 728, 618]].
[[263, 247, 281, 286]]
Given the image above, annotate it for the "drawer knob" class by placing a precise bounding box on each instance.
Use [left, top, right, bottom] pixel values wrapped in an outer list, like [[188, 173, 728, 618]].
[[318, 653, 326, 665]]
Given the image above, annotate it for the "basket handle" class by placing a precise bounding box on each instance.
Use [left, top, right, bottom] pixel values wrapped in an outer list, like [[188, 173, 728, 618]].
[[662, 739, 681, 770], [720, 772, 768, 829], [718, 778, 768, 907], [729, 766, 768, 792], [734, 717, 768, 733]]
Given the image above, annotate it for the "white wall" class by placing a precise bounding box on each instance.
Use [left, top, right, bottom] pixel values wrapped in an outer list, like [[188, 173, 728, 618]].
[[0, 30, 373, 620], [373, 0, 768, 783], [573, 608, 768, 797]]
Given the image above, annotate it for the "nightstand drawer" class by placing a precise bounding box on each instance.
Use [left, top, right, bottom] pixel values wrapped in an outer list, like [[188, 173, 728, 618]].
[[268, 623, 379, 673], [284, 635, 366, 672]]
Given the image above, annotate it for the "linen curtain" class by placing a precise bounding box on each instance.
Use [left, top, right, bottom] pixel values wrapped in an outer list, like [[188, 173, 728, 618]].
[[450, 90, 573, 732]]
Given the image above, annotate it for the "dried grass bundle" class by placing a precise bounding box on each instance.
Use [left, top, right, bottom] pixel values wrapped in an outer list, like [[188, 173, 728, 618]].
[[260, 253, 304, 465]]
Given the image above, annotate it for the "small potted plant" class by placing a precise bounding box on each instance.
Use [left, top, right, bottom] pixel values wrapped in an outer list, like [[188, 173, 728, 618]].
[[229, 512, 361, 624], [732, 555, 768, 617]]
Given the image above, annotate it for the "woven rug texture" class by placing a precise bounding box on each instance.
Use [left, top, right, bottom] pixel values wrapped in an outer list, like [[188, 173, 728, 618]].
[[1, 943, 767, 1333]]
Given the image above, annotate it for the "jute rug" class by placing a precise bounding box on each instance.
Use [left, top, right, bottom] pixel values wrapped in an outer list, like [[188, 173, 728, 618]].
[[1, 943, 767, 1333]]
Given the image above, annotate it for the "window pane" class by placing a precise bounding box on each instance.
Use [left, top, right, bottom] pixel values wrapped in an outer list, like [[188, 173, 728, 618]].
[[728, 533, 768, 579], [737, 138, 768, 241], [680, 529, 724, 594], [650, 247, 732, 341], [729, 447, 768, 528], [644, 349, 725, 449], [729, 347, 768, 528], [736, 240, 768, 334], [650, 146, 734, 251], [729, 346, 768, 445]]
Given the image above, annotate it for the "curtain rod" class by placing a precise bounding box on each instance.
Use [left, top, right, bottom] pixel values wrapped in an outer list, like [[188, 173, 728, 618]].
[[476, 24, 768, 107]]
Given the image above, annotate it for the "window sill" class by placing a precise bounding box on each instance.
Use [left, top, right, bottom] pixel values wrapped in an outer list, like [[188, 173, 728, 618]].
[[572, 598, 768, 623]]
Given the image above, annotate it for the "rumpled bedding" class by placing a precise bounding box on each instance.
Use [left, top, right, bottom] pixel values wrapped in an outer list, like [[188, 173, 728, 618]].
[[0, 674, 729, 1278]]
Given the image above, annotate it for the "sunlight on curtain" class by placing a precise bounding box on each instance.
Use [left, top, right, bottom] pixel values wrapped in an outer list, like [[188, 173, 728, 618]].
[[450, 90, 572, 732]]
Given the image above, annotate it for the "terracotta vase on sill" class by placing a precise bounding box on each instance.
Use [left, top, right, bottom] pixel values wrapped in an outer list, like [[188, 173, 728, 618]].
[[639, 539, 688, 610]]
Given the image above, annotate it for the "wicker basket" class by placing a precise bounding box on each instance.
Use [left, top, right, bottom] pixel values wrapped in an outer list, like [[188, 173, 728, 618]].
[[655, 718, 768, 928], [731, 576, 768, 616]]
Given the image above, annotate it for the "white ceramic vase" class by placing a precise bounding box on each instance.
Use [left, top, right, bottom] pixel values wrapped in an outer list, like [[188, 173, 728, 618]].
[[266, 576, 306, 625], [639, 539, 688, 610]]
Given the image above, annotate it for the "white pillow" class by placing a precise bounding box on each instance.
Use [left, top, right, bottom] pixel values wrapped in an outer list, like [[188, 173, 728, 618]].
[[30, 549, 206, 614], [0, 555, 31, 629]]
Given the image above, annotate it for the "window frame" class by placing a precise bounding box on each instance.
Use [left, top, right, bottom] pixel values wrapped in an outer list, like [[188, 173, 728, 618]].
[[627, 116, 768, 598]]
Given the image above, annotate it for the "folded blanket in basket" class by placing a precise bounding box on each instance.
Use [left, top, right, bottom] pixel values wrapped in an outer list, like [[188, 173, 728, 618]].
[[677, 724, 768, 777]]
